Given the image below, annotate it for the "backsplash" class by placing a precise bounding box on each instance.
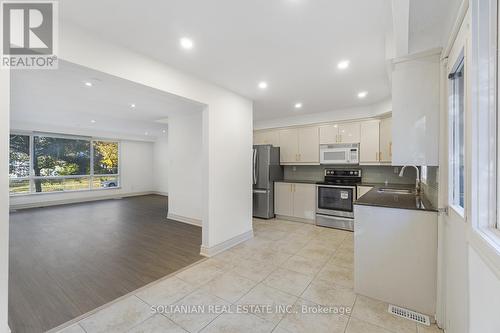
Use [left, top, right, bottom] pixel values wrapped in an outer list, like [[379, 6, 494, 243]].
[[284, 165, 417, 184], [283, 165, 439, 207], [421, 166, 439, 208]]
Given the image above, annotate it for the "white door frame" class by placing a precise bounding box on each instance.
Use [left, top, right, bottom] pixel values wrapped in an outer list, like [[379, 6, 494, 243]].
[[436, 7, 470, 332]]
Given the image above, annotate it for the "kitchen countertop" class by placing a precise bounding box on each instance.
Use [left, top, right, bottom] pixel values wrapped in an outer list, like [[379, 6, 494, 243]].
[[277, 180, 416, 187], [276, 179, 319, 184], [354, 185, 437, 212]]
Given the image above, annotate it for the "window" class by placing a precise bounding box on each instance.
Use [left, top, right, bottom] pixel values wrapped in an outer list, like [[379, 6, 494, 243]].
[[9, 134, 30, 194], [449, 56, 465, 213], [9, 133, 120, 195]]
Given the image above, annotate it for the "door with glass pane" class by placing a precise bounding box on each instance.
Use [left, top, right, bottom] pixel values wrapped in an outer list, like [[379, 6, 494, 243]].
[[438, 14, 469, 333]]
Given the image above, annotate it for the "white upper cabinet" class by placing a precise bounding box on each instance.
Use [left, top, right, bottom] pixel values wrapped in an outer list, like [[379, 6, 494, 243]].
[[278, 127, 319, 164], [360, 120, 380, 164], [319, 122, 360, 144], [338, 122, 361, 143], [379, 117, 392, 163], [392, 51, 440, 166], [254, 130, 279, 146], [278, 128, 300, 163], [319, 125, 338, 144], [298, 126, 319, 163]]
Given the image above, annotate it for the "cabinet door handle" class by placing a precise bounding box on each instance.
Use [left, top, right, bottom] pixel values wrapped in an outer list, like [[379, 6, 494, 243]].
[[389, 142, 392, 157], [379, 152, 382, 161], [339, 135, 342, 143]]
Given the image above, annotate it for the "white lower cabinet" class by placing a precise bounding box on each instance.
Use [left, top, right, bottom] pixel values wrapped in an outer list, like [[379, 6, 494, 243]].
[[354, 205, 437, 315], [275, 182, 293, 216], [274, 182, 316, 221]]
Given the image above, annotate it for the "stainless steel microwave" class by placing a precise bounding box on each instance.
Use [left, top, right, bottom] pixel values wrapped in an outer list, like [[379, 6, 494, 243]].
[[319, 143, 359, 165]]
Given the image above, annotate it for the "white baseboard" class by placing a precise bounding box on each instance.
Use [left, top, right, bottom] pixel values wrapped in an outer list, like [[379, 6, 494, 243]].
[[275, 214, 315, 225], [9, 191, 156, 211], [154, 191, 169, 196], [200, 229, 254, 257], [167, 213, 202, 227]]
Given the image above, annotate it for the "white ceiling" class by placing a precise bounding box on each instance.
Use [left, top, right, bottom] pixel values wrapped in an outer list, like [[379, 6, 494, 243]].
[[60, 0, 394, 121], [11, 60, 204, 140]]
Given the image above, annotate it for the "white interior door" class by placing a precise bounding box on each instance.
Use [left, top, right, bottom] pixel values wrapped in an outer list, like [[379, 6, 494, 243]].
[[437, 12, 470, 333]]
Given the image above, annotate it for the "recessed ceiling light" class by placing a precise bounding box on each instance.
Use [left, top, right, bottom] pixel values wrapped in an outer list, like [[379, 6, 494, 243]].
[[357, 91, 368, 99], [90, 119, 96, 123], [180, 37, 194, 50], [84, 81, 93, 87], [145, 132, 149, 136], [258, 81, 268, 89], [337, 60, 350, 70], [162, 129, 166, 133], [294, 102, 303, 109], [130, 103, 136, 109]]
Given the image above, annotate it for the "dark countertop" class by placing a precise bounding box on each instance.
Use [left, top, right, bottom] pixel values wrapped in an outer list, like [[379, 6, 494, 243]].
[[278, 180, 416, 187], [357, 182, 415, 188], [277, 179, 319, 184], [354, 185, 437, 212]]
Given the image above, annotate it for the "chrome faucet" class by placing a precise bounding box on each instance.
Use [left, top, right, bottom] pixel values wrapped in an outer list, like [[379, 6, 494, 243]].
[[399, 165, 421, 195]]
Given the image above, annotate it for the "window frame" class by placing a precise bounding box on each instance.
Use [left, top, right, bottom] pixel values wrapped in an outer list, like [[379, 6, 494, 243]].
[[9, 131, 121, 196], [448, 54, 466, 217], [469, 0, 500, 255]]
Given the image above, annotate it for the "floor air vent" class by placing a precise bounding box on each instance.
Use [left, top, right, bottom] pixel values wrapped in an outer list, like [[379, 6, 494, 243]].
[[388, 304, 430, 326]]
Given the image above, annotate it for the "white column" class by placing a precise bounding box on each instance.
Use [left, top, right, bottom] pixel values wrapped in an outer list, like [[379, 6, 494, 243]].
[[0, 68, 11, 333], [200, 98, 254, 256]]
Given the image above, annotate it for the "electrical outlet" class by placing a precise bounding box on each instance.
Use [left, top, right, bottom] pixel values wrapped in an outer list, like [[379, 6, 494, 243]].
[[292, 166, 297, 172]]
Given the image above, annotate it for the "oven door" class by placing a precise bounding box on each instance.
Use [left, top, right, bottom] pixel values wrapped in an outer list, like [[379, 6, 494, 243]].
[[320, 148, 348, 164], [316, 185, 356, 217]]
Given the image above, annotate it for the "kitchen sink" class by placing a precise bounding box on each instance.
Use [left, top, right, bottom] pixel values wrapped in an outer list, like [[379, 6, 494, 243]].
[[377, 188, 415, 194]]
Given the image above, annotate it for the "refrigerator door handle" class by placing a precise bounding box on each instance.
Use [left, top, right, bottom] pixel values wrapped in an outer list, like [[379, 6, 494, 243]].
[[253, 148, 258, 185], [253, 189, 268, 194]]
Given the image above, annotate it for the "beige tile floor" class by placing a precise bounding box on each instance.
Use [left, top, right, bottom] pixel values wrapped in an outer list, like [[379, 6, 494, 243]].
[[54, 218, 443, 333]]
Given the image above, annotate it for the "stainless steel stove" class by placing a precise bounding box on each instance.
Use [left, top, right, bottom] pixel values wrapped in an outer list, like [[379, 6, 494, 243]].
[[315, 168, 361, 231]]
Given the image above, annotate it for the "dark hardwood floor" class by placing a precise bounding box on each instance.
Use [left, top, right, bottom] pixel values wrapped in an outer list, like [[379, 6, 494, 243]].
[[9, 195, 203, 333]]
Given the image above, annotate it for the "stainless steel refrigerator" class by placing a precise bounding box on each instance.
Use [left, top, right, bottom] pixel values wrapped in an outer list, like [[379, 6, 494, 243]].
[[253, 145, 283, 219]]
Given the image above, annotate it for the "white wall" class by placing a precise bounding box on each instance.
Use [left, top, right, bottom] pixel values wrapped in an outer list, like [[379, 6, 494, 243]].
[[167, 112, 203, 223], [253, 98, 392, 130], [153, 135, 169, 195], [10, 139, 155, 209], [468, 247, 500, 333], [57, 22, 253, 254], [0, 68, 10, 333]]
